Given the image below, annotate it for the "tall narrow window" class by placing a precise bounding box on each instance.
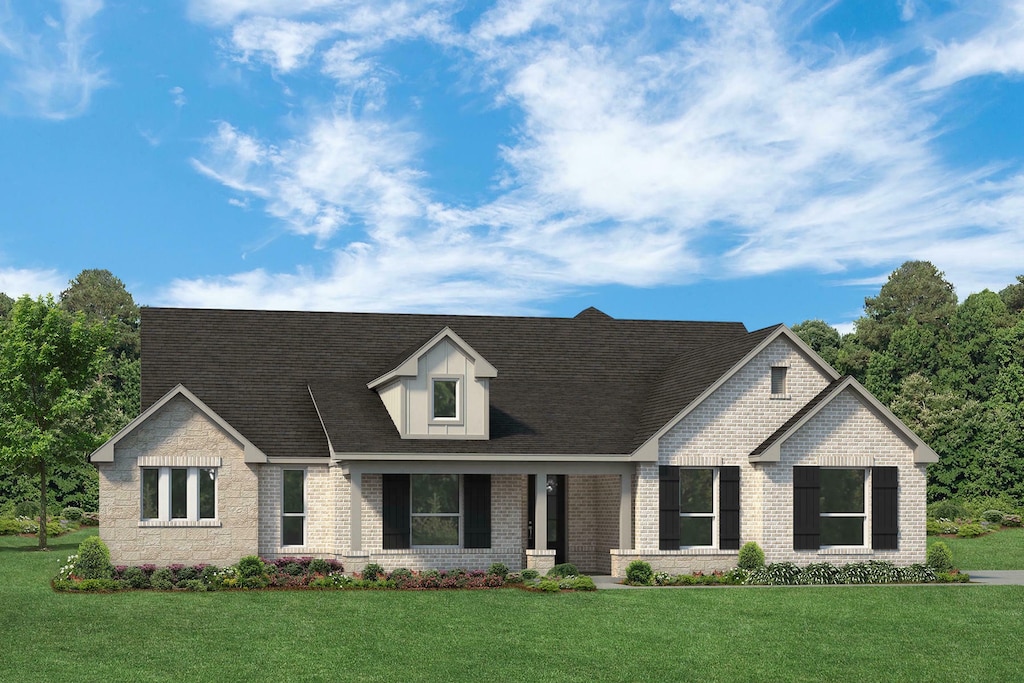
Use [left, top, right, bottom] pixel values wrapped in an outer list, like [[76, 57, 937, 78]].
[[820, 469, 865, 546], [432, 378, 458, 420], [771, 366, 788, 395], [170, 468, 188, 519], [142, 468, 160, 520], [199, 468, 216, 519], [411, 474, 460, 546], [679, 468, 715, 547], [282, 469, 305, 546]]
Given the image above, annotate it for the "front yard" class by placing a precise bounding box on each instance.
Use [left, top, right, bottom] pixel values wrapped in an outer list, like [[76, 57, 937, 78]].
[[928, 528, 1024, 570], [3, 529, 1022, 682]]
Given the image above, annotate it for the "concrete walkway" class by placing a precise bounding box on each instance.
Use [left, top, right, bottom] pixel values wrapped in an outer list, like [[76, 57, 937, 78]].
[[591, 571, 1024, 588]]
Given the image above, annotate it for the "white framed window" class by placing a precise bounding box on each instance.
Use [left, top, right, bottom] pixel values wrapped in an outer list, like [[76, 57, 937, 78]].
[[820, 468, 866, 547], [770, 366, 788, 397], [411, 474, 461, 547], [679, 468, 717, 548], [140, 467, 216, 521], [282, 469, 305, 546], [430, 376, 461, 422]]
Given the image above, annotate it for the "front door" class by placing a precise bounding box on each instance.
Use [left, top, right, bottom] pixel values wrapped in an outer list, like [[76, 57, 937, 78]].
[[528, 475, 567, 565]]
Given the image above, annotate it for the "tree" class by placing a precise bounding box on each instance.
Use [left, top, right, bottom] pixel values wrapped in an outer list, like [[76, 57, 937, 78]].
[[999, 275, 1024, 314], [0, 296, 110, 549], [856, 261, 957, 351], [0, 293, 13, 319], [791, 319, 840, 367]]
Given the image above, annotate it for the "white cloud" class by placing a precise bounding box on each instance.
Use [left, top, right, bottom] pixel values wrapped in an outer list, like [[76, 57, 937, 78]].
[[169, 85, 186, 107], [0, 0, 107, 119], [228, 16, 336, 72], [899, 0, 916, 22], [922, 1, 1024, 88], [0, 266, 67, 298]]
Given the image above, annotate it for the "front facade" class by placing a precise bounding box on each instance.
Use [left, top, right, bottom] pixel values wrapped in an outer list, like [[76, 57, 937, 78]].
[[91, 307, 936, 575]]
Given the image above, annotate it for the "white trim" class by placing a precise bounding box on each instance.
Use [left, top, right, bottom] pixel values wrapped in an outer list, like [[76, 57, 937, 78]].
[[140, 465, 218, 524], [281, 468, 306, 547], [89, 384, 268, 464], [367, 327, 497, 389], [678, 467, 719, 550], [410, 474, 463, 549], [429, 375, 463, 425], [818, 467, 868, 550]]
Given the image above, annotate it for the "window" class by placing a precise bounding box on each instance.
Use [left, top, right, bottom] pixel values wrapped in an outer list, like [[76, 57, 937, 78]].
[[771, 366, 788, 395], [659, 466, 740, 550], [431, 378, 459, 420], [679, 468, 715, 547], [282, 469, 305, 546], [140, 467, 217, 522], [411, 474, 460, 546], [819, 468, 865, 546]]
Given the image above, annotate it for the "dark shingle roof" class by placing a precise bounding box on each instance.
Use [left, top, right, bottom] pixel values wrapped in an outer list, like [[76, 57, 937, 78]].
[[749, 377, 848, 457], [141, 307, 767, 458]]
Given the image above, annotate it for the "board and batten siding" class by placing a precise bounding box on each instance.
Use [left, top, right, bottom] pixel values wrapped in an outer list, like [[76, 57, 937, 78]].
[[404, 338, 488, 437]]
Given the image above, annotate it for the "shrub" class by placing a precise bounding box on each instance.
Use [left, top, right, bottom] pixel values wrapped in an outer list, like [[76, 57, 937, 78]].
[[0, 518, 24, 535], [956, 523, 985, 538], [123, 566, 151, 589], [799, 562, 841, 585], [61, 506, 84, 521], [548, 563, 579, 578], [1003, 514, 1022, 528], [865, 560, 900, 584], [176, 566, 199, 582], [179, 579, 208, 592], [981, 509, 1005, 524], [927, 542, 954, 573], [899, 564, 937, 583], [487, 563, 509, 578], [362, 563, 385, 581], [625, 560, 653, 586], [281, 562, 304, 576], [14, 500, 37, 518], [309, 558, 331, 574], [520, 569, 539, 581], [74, 537, 114, 580], [81, 512, 99, 526], [236, 555, 266, 578], [929, 499, 968, 521], [926, 519, 947, 535], [537, 579, 560, 592], [504, 572, 524, 585], [748, 562, 801, 585], [938, 571, 970, 583], [737, 541, 765, 570], [151, 568, 175, 590], [961, 494, 1021, 518]]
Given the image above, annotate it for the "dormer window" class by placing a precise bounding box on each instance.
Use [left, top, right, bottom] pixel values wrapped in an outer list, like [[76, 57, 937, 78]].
[[431, 377, 461, 421]]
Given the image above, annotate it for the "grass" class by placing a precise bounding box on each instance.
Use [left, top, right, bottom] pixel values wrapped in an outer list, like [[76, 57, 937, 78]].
[[928, 527, 1024, 570], [3, 530, 1023, 682]]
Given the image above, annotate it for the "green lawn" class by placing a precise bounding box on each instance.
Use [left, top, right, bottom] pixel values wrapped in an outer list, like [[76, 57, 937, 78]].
[[928, 528, 1024, 570], [3, 530, 1023, 682]]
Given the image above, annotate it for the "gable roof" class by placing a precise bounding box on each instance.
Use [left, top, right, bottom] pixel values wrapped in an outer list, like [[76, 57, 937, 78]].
[[749, 375, 940, 463], [367, 326, 497, 389], [140, 307, 755, 458], [90, 384, 269, 464]]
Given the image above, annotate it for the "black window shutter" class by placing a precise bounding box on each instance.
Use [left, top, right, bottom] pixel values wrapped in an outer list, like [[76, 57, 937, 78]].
[[719, 466, 741, 550], [871, 467, 899, 550], [793, 466, 820, 550], [463, 474, 491, 548], [382, 474, 410, 549], [659, 466, 680, 550]]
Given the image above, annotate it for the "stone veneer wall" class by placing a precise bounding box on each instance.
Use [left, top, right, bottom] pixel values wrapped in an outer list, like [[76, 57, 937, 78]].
[[625, 337, 831, 574], [96, 395, 259, 566], [257, 463, 335, 558], [351, 473, 526, 571], [567, 475, 619, 574], [760, 389, 928, 565]]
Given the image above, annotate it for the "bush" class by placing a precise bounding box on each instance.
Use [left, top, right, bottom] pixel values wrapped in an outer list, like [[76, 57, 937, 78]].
[[14, 500, 37, 518], [1003, 514, 1022, 528], [938, 571, 970, 583], [899, 564, 937, 583], [236, 555, 266, 578], [537, 579, 560, 592], [151, 568, 175, 590], [487, 563, 509, 578], [520, 569, 539, 581], [74, 537, 114, 580], [548, 563, 579, 578], [929, 499, 968, 521], [865, 560, 901, 584], [981, 509, 1005, 524], [123, 566, 151, 589], [738, 542, 765, 570], [748, 562, 801, 585], [956, 523, 986, 538], [799, 562, 841, 585], [961, 494, 1022, 518], [927, 542, 954, 573], [61, 506, 84, 521], [625, 560, 653, 586], [309, 558, 331, 574], [362, 563, 385, 581]]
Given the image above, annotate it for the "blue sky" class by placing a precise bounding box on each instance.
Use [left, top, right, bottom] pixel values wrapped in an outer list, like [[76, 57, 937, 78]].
[[1, 0, 1023, 332]]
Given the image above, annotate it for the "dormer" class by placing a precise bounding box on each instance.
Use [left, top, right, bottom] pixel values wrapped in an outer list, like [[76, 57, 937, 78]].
[[367, 327, 496, 440]]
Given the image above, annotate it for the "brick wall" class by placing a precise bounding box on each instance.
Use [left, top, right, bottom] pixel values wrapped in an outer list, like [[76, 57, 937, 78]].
[[257, 464, 334, 558], [567, 474, 619, 574], [96, 395, 259, 566]]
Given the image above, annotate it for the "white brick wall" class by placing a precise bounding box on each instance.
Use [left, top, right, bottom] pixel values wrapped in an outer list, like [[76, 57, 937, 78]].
[[257, 464, 335, 558], [567, 474, 619, 574], [96, 395, 259, 566]]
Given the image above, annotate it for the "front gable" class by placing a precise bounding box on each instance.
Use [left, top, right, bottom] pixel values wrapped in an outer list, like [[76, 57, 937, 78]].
[[367, 327, 496, 440]]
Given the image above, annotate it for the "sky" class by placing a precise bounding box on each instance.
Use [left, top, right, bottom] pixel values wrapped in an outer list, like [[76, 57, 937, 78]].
[[1, 0, 1023, 332]]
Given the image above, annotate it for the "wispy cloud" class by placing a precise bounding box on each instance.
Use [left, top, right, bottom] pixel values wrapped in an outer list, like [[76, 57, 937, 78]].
[[0, 265, 67, 298], [0, 0, 107, 119], [922, 0, 1024, 89], [172, 0, 1024, 312]]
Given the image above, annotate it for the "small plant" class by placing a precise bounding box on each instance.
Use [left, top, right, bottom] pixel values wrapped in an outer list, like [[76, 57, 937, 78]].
[[537, 579, 560, 592], [236, 555, 266, 578], [737, 541, 765, 570], [748, 562, 800, 585], [956, 523, 985, 538], [548, 563, 579, 578], [929, 499, 968, 521], [61, 506, 84, 521], [625, 560, 653, 586], [799, 562, 841, 585], [899, 564, 937, 583], [74, 536, 114, 580], [981, 509, 1005, 524], [487, 562, 509, 578], [1003, 514, 1022, 527], [362, 563, 385, 581], [521, 569, 540, 580], [123, 566, 151, 589], [151, 568, 175, 590], [309, 558, 331, 574], [927, 542, 954, 572]]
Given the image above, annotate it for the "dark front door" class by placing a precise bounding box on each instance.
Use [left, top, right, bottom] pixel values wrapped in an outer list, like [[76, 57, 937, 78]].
[[528, 475, 567, 565]]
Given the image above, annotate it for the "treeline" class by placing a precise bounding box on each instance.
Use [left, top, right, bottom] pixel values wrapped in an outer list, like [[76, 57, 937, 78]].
[[794, 261, 1024, 505], [0, 270, 139, 515]]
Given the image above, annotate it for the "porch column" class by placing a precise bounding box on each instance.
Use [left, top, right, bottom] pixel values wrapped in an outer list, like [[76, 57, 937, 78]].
[[349, 470, 362, 552], [534, 472, 548, 551], [619, 470, 633, 549]]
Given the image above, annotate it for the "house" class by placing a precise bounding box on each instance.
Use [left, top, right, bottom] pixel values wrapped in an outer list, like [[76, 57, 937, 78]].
[[90, 306, 937, 576]]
